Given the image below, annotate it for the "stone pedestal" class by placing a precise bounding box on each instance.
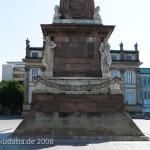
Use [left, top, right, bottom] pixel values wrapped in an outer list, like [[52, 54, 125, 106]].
[[12, 0, 149, 141], [22, 103, 31, 115], [12, 77, 149, 141], [22, 103, 31, 112], [11, 112, 149, 141]]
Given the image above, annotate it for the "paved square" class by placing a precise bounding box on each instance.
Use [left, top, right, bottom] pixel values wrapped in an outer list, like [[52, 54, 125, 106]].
[[0, 116, 150, 150]]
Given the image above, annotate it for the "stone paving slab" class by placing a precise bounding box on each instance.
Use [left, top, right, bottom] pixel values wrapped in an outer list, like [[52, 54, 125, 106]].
[[0, 139, 150, 150], [0, 117, 150, 150]]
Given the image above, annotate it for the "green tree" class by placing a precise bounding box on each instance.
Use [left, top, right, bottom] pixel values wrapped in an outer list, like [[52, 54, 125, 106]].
[[0, 80, 24, 114]]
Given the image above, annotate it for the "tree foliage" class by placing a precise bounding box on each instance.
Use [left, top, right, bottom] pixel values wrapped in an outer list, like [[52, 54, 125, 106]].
[[0, 80, 24, 111]]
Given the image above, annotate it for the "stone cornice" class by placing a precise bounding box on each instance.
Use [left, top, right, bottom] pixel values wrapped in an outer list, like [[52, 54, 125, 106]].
[[41, 24, 115, 38], [23, 58, 42, 63], [111, 61, 143, 66], [29, 47, 44, 51]]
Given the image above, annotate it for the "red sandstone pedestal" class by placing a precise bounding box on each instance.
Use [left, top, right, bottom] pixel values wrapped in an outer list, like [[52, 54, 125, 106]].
[[11, 0, 149, 140], [11, 92, 149, 141]]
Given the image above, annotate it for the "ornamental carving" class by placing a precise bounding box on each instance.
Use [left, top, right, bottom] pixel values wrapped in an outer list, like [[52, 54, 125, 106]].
[[46, 80, 110, 91], [33, 76, 122, 94], [60, 0, 95, 19], [33, 76, 110, 91]]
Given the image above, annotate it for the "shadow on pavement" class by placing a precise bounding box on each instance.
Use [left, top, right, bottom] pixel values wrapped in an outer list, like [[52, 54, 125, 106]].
[[0, 115, 23, 120], [0, 138, 109, 150], [0, 132, 12, 140]]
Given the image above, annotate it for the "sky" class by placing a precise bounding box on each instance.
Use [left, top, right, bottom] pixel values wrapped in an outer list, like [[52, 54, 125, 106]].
[[0, 0, 150, 80]]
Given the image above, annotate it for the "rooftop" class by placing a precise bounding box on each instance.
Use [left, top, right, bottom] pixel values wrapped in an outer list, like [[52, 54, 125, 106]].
[[6, 61, 25, 64], [29, 47, 43, 50], [139, 68, 150, 74], [110, 50, 139, 53]]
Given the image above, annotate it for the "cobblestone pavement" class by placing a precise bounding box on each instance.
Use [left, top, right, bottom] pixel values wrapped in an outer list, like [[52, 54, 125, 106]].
[[0, 116, 150, 150]]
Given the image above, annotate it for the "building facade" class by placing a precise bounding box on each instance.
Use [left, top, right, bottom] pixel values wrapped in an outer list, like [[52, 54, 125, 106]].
[[110, 43, 143, 116], [23, 45, 44, 106], [2, 61, 25, 82], [139, 68, 150, 116], [23, 41, 143, 116], [2, 44, 144, 116]]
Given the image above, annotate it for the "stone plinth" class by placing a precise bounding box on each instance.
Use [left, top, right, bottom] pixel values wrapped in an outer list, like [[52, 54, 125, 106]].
[[31, 94, 124, 113], [12, 75, 149, 141], [11, 112, 149, 141], [22, 103, 31, 115]]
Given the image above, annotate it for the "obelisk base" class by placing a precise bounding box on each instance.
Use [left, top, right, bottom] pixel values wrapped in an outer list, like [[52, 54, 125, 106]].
[[11, 112, 149, 141]]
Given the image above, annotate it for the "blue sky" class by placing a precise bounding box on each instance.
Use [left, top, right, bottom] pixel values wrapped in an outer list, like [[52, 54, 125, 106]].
[[0, 0, 150, 80]]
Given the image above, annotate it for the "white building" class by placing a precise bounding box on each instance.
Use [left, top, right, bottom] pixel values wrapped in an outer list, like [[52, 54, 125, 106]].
[[2, 61, 25, 82], [2, 64, 13, 80], [110, 43, 143, 116], [23, 46, 44, 105]]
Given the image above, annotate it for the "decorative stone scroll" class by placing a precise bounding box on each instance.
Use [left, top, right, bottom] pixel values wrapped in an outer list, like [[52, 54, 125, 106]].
[[33, 76, 109, 91], [33, 76, 122, 94], [47, 80, 110, 91]]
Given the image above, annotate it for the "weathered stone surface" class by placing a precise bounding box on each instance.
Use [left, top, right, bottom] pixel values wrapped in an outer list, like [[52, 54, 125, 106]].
[[60, 0, 95, 19], [70, 36, 86, 42], [87, 43, 94, 58], [72, 43, 87, 57], [61, 43, 72, 57], [11, 112, 149, 141], [41, 24, 115, 77], [54, 58, 90, 64], [54, 19, 103, 25], [54, 38, 100, 76], [54, 37, 69, 43], [31, 94, 124, 112]]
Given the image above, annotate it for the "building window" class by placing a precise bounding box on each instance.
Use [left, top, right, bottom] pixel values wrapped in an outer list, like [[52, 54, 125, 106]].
[[143, 100, 150, 108], [148, 91, 150, 99], [144, 91, 150, 100], [111, 70, 120, 78], [140, 77, 143, 86], [126, 54, 135, 61], [32, 52, 38, 58], [13, 74, 24, 78], [144, 91, 148, 99], [140, 91, 143, 100], [126, 71, 133, 84], [143, 77, 150, 87], [32, 68, 38, 77], [143, 77, 147, 86], [125, 92, 134, 104], [111, 55, 117, 60], [149, 78, 150, 86], [13, 68, 25, 72]]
